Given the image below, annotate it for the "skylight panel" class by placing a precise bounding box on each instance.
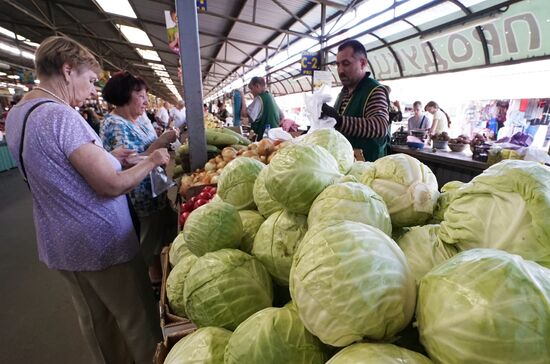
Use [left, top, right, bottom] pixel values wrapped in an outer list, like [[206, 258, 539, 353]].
[[136, 48, 161, 61], [117, 25, 152, 46], [95, 0, 137, 18]]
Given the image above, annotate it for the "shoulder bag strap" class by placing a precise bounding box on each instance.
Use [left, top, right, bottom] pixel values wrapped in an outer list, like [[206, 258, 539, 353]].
[[18, 100, 55, 187]]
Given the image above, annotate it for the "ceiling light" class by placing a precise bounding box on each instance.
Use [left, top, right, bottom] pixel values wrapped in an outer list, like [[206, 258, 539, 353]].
[[0, 42, 20, 56], [0, 72, 6, 76], [7, 75, 19, 79], [136, 48, 161, 61], [160, 77, 173, 84], [24, 40, 40, 48], [95, 0, 137, 18], [0, 26, 16, 39], [21, 51, 35, 60], [117, 24, 152, 46], [148, 62, 166, 71], [154, 70, 170, 77]]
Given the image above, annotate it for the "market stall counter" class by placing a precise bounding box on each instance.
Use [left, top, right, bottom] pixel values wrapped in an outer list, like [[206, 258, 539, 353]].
[[391, 145, 488, 187]]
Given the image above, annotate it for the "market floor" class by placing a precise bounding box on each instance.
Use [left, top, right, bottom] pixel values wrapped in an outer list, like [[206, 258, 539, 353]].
[[0, 168, 93, 363]]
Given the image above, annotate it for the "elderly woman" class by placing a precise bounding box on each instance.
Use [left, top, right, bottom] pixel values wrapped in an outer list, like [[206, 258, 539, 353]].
[[5, 36, 164, 364], [100, 71, 178, 285]]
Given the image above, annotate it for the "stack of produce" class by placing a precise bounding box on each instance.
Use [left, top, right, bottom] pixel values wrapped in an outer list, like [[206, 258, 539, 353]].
[[204, 112, 222, 129], [163, 128, 550, 364], [178, 185, 217, 226], [178, 137, 285, 197]]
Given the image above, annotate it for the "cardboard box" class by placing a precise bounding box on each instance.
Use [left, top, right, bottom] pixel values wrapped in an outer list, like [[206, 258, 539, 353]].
[[159, 246, 189, 335], [153, 321, 196, 364]]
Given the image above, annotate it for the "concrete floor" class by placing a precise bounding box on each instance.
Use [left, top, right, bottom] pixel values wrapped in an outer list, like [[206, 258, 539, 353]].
[[0, 168, 93, 363]]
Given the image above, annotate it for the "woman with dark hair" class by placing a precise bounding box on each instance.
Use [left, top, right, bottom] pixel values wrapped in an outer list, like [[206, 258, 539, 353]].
[[425, 100, 451, 135], [100, 71, 178, 285]]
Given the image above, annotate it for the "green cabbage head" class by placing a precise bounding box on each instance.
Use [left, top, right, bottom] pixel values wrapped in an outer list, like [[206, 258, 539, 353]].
[[346, 161, 373, 181], [439, 160, 550, 268], [417, 248, 550, 364], [397, 224, 458, 285], [224, 306, 328, 364], [252, 210, 308, 285], [166, 250, 198, 317], [218, 157, 265, 210], [266, 143, 341, 215], [302, 128, 354, 174], [253, 167, 284, 218], [290, 221, 416, 346], [238, 210, 265, 254], [431, 181, 465, 223], [183, 201, 243, 256], [308, 182, 391, 236], [361, 154, 439, 227], [326, 343, 433, 364], [169, 232, 190, 267], [164, 327, 231, 364], [184, 249, 273, 330]]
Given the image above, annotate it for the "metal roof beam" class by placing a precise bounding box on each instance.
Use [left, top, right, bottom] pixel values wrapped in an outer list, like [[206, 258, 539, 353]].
[[307, 0, 348, 11], [199, 31, 278, 50], [201, 57, 255, 68], [271, 0, 319, 36], [202, 10, 318, 40]]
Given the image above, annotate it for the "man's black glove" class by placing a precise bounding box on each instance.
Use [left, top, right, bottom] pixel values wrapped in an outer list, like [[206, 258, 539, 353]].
[[321, 103, 342, 127]]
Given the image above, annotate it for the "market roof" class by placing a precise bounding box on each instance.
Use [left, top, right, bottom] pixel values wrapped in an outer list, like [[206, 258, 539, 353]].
[[0, 0, 548, 103]]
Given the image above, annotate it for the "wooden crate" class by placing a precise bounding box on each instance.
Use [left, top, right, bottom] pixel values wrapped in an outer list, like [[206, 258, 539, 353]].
[[159, 246, 189, 333], [153, 321, 196, 364]]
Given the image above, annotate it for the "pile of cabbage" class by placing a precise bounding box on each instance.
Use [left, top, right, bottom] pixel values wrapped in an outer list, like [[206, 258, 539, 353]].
[[165, 130, 550, 364]]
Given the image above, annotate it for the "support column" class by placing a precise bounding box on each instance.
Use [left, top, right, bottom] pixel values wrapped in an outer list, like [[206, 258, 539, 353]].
[[176, 0, 207, 171]]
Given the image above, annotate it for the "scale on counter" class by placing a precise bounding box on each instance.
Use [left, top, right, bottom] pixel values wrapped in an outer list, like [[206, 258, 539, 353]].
[[391, 126, 409, 145]]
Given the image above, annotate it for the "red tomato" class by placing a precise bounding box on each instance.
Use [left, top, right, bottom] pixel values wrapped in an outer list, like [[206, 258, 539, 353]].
[[198, 191, 211, 200], [193, 198, 208, 209], [182, 200, 194, 212], [179, 213, 186, 227], [190, 196, 197, 203], [210, 188, 217, 195]]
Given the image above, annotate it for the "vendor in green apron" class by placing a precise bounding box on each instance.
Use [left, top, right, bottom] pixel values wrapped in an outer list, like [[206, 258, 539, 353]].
[[242, 76, 284, 141], [321, 39, 391, 162]]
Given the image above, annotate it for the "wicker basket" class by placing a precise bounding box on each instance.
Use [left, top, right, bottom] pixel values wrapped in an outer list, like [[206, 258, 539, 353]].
[[448, 142, 468, 152], [432, 140, 448, 149]]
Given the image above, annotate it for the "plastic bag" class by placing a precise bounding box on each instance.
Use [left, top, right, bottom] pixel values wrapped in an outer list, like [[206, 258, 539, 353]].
[[304, 85, 335, 133], [150, 166, 176, 198], [267, 127, 293, 141]]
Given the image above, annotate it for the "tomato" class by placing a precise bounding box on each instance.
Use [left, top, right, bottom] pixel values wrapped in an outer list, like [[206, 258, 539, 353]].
[[179, 213, 186, 227], [182, 200, 194, 213], [198, 191, 211, 200], [193, 198, 208, 209]]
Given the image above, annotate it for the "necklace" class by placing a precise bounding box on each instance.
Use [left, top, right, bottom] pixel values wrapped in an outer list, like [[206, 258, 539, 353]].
[[34, 87, 71, 107]]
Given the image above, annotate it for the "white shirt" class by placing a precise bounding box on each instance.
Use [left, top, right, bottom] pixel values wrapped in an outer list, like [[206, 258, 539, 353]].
[[155, 107, 169, 128], [247, 96, 262, 122], [172, 107, 187, 129]]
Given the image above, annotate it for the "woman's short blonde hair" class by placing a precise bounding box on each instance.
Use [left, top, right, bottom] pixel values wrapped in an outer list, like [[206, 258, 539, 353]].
[[35, 36, 101, 79]]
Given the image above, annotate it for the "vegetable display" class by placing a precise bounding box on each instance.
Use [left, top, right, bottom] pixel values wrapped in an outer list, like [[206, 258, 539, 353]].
[[302, 128, 354, 174], [166, 249, 198, 317], [439, 160, 550, 268], [307, 182, 392, 236], [238, 210, 265, 254], [252, 210, 308, 286], [224, 306, 328, 364], [290, 221, 416, 346], [265, 143, 341, 215], [183, 201, 243, 256], [417, 249, 550, 364], [326, 343, 433, 364], [169, 232, 189, 267], [253, 167, 284, 218], [164, 327, 231, 364], [361, 154, 439, 227], [217, 157, 265, 210], [183, 249, 273, 330]]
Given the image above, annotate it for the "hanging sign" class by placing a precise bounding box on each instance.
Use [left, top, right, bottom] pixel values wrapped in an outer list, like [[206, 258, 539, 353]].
[[301, 52, 320, 75], [313, 70, 332, 91], [196, 0, 207, 12]]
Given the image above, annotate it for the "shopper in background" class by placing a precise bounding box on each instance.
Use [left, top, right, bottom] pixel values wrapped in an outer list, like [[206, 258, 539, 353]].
[[384, 85, 402, 123], [5, 36, 163, 364], [217, 100, 229, 124], [425, 100, 451, 135], [172, 100, 187, 131], [408, 101, 431, 131], [100, 71, 178, 289], [81, 106, 101, 135], [240, 76, 284, 141], [155, 101, 170, 129], [320, 39, 390, 161]]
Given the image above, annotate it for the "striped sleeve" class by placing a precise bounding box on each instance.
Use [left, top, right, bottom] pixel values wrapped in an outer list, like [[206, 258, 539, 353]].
[[337, 87, 390, 138]]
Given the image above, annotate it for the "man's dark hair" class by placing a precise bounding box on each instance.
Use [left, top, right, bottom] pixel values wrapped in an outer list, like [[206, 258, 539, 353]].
[[102, 71, 148, 107], [249, 76, 266, 87], [338, 40, 367, 58]]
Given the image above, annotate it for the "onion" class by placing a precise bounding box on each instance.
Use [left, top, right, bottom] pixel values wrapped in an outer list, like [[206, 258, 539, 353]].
[[257, 139, 274, 156], [242, 150, 256, 158], [217, 160, 227, 169], [221, 147, 237, 161], [204, 161, 217, 172], [215, 155, 223, 164]]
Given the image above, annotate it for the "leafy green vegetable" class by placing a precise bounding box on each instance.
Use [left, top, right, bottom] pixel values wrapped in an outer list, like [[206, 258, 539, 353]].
[[166, 250, 198, 317], [302, 128, 354, 174], [238, 210, 265, 254], [224, 306, 328, 364], [346, 161, 373, 181], [326, 343, 433, 364], [253, 167, 284, 218], [184, 249, 273, 330], [417, 248, 550, 364], [218, 157, 265, 210], [308, 182, 392, 236], [252, 210, 308, 285], [439, 160, 550, 268], [169, 233, 190, 267], [361, 154, 439, 227], [397, 224, 458, 285], [183, 201, 243, 256], [164, 327, 231, 364], [290, 221, 416, 346], [431, 181, 465, 223], [266, 143, 341, 215]]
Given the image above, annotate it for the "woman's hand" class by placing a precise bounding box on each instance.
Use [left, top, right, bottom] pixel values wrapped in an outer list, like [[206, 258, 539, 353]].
[[158, 128, 178, 145], [111, 146, 135, 168], [148, 148, 170, 167]]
